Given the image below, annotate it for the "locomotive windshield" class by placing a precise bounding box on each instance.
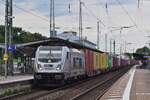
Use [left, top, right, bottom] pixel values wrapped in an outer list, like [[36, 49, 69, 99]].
[[38, 49, 62, 63]]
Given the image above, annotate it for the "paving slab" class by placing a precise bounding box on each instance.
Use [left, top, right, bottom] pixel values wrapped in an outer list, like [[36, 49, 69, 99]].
[[130, 68, 150, 100], [100, 66, 136, 100]]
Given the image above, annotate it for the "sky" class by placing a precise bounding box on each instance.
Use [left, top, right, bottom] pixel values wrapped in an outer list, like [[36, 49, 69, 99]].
[[0, 0, 150, 53]]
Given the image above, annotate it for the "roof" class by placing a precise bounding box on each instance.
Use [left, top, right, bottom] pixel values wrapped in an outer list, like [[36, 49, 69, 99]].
[[17, 37, 104, 57], [57, 32, 96, 48], [17, 37, 103, 52], [0, 37, 104, 56]]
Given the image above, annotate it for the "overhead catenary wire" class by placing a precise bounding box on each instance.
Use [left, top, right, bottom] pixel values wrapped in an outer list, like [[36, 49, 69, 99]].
[[2, 0, 140, 38], [114, 0, 141, 32], [0, 0, 69, 32], [18, 0, 82, 31], [96, 1, 117, 40], [82, 3, 105, 27], [80, 1, 117, 52], [78, 0, 106, 27], [137, 0, 150, 36], [0, 0, 49, 22], [81, 1, 119, 47], [1, 0, 107, 32], [138, 7, 147, 32], [9, 0, 81, 31]]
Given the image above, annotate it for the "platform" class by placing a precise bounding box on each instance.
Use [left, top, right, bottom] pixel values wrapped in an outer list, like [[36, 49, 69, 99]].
[[100, 65, 150, 100], [0, 75, 33, 98], [130, 68, 150, 100], [0, 75, 33, 85]]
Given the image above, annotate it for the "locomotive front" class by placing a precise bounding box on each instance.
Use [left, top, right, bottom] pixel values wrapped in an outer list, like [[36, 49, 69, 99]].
[[34, 46, 66, 86]]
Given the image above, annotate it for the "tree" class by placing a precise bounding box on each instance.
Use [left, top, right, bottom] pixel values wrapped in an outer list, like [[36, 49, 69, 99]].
[[0, 25, 47, 43], [136, 46, 150, 55], [0, 25, 47, 58]]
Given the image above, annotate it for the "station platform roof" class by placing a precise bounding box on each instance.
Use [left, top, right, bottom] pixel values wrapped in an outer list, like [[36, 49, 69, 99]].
[[14, 37, 104, 56]]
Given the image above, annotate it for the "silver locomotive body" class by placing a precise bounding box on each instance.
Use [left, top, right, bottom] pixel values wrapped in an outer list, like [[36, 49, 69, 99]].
[[34, 46, 85, 85]]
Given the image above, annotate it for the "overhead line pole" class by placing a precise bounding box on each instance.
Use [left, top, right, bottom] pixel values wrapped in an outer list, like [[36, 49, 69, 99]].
[[50, 0, 52, 37], [110, 38, 112, 55], [138, 0, 140, 8], [97, 21, 100, 49], [113, 40, 116, 56], [52, 0, 55, 36], [105, 34, 108, 52], [50, 0, 55, 37], [120, 28, 122, 59], [79, 1, 83, 43], [4, 0, 9, 78], [8, 0, 12, 46], [8, 0, 13, 75], [4, 0, 13, 77]]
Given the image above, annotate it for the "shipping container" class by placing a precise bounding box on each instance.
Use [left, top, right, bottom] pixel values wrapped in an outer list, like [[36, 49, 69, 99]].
[[108, 55, 113, 69], [113, 57, 119, 69], [84, 49, 94, 76], [100, 53, 104, 70], [84, 49, 89, 74], [100, 53, 107, 70], [103, 53, 108, 70], [93, 52, 100, 71], [89, 50, 94, 75], [99, 53, 103, 70], [98, 53, 101, 70], [120, 59, 129, 67]]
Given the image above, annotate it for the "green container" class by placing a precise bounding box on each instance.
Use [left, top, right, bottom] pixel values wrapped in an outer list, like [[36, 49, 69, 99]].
[[108, 55, 112, 69]]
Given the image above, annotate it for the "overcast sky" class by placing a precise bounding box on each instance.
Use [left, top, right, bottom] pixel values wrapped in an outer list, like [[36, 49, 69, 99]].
[[0, 0, 150, 53]]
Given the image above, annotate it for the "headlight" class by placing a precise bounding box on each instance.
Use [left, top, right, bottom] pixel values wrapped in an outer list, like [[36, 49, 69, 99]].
[[56, 64, 61, 70], [38, 64, 43, 70]]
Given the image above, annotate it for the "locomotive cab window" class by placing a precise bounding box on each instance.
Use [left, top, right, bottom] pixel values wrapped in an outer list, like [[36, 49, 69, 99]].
[[73, 57, 83, 68], [38, 48, 62, 63]]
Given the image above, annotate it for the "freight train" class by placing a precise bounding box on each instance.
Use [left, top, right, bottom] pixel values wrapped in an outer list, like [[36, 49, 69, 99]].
[[34, 46, 138, 86]]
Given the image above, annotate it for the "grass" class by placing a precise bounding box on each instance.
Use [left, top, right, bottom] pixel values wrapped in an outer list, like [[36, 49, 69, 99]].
[[0, 85, 32, 98]]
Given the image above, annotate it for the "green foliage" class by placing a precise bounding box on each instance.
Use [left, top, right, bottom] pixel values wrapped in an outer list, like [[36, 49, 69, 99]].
[[136, 46, 150, 55], [0, 86, 32, 98], [0, 25, 47, 43], [2, 89, 13, 97], [0, 34, 4, 43]]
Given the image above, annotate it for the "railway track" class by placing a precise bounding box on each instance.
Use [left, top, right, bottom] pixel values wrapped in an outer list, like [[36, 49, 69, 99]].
[[0, 66, 131, 100], [71, 68, 127, 100], [39, 67, 130, 100], [0, 78, 91, 100], [0, 73, 106, 100]]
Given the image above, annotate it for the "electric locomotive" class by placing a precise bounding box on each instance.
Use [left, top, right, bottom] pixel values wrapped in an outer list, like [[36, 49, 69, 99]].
[[34, 46, 85, 86]]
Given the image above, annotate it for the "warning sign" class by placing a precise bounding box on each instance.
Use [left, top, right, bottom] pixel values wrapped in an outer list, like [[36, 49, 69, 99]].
[[3, 54, 8, 61]]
